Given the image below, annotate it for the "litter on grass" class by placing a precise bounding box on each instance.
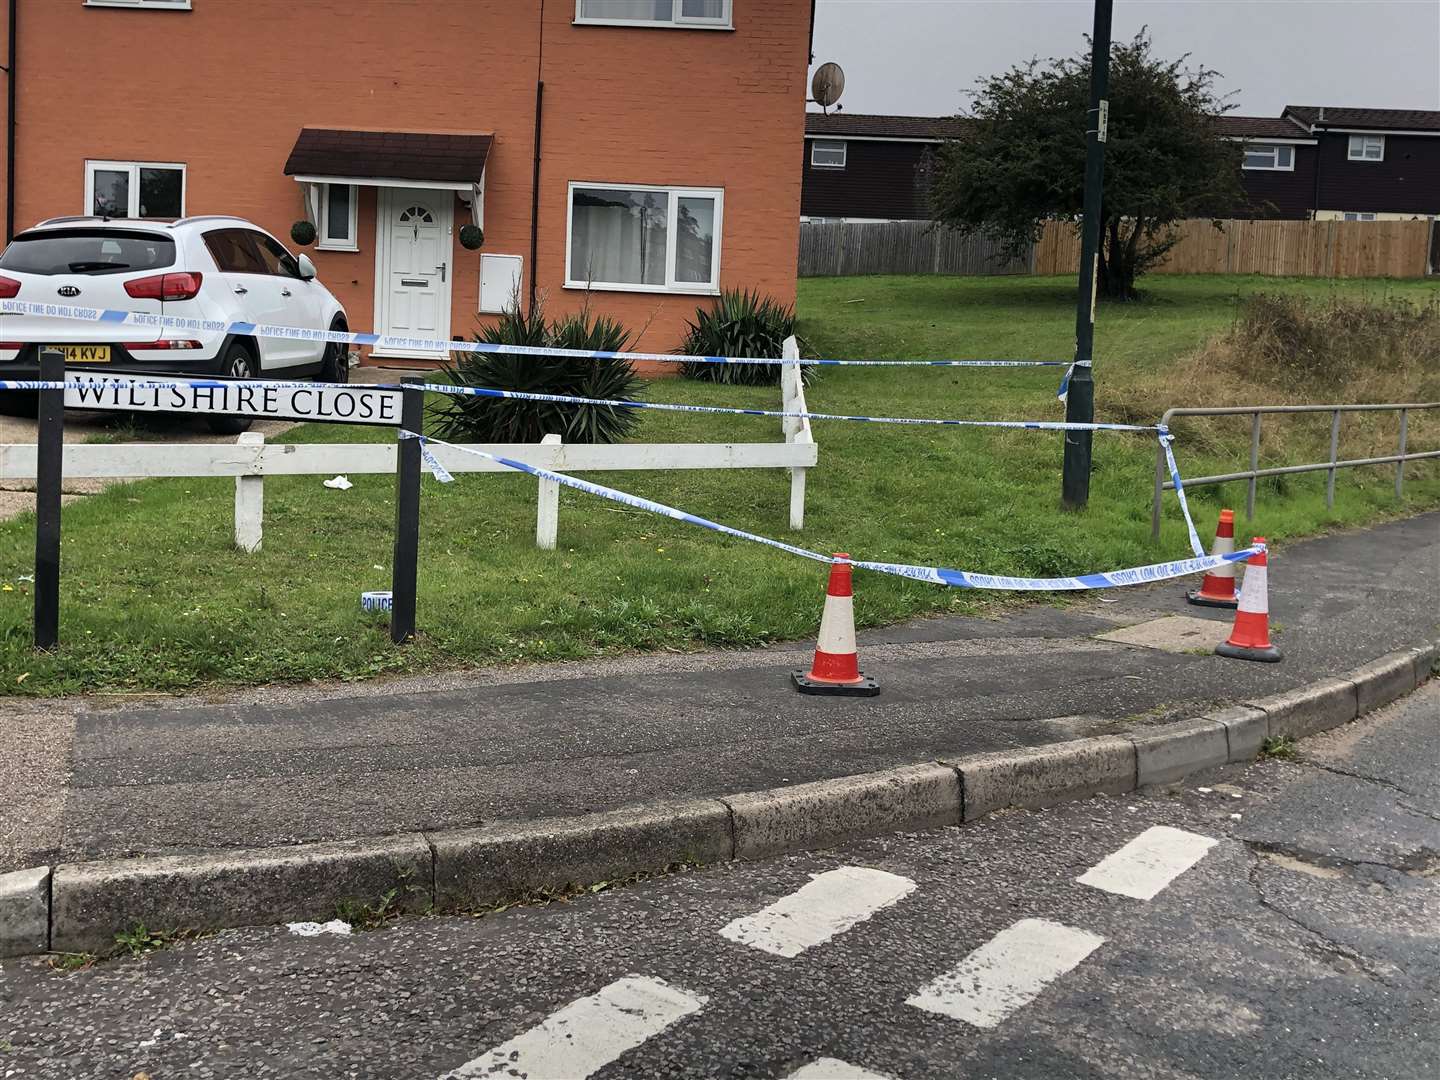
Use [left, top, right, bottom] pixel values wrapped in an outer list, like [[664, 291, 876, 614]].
[[323, 476, 353, 490], [287, 919, 352, 937]]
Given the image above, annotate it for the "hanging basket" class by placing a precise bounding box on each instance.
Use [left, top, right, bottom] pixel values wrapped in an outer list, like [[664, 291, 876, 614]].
[[459, 224, 485, 250], [290, 220, 317, 247]]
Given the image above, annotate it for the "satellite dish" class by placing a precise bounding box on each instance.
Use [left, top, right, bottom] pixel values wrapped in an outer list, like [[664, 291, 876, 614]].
[[811, 62, 845, 111]]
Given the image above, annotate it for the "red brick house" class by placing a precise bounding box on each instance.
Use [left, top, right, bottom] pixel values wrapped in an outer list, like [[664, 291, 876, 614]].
[[800, 112, 968, 222], [0, 0, 813, 360]]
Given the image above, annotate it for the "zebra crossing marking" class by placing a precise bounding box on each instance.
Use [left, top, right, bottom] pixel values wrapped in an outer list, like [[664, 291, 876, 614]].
[[719, 866, 917, 958], [906, 918, 1105, 1029], [786, 1057, 899, 1079], [439, 975, 706, 1079], [1077, 825, 1219, 900]]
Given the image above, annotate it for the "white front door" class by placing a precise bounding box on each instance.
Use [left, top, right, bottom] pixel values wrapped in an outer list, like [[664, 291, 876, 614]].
[[375, 188, 453, 358]]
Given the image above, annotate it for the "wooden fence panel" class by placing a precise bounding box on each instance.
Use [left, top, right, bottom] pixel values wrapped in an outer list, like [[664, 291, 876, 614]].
[[799, 218, 1432, 279]]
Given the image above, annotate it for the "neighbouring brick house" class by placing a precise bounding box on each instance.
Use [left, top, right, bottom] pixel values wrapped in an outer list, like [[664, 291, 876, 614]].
[[1218, 106, 1440, 221], [0, 0, 813, 360], [800, 112, 968, 222]]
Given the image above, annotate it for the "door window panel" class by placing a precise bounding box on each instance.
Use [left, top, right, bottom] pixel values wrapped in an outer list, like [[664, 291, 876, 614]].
[[204, 229, 268, 274]]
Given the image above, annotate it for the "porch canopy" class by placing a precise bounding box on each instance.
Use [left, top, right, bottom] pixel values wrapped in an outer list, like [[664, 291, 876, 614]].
[[283, 127, 493, 225]]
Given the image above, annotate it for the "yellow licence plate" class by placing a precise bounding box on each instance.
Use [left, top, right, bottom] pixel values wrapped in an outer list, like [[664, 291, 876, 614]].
[[60, 345, 111, 363]]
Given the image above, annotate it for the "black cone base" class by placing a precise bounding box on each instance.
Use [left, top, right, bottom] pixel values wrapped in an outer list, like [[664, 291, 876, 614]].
[[1187, 589, 1239, 609], [792, 670, 880, 696], [1215, 641, 1283, 663]]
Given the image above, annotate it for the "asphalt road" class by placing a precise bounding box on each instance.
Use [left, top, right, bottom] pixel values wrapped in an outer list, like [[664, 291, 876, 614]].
[[3, 683, 1436, 1079]]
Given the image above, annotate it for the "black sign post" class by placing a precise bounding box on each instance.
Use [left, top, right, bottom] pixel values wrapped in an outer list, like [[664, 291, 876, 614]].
[[390, 377, 423, 643], [34, 348, 64, 649]]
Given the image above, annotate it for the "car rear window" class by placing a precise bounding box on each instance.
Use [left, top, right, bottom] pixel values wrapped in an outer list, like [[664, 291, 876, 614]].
[[0, 229, 176, 276]]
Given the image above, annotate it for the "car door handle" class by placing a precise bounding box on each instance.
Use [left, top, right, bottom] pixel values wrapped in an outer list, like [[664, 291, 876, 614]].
[[233, 285, 248, 295], [281, 288, 292, 297]]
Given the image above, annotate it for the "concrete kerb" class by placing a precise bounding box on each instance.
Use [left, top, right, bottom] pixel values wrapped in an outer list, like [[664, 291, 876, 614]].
[[4, 643, 1434, 959]]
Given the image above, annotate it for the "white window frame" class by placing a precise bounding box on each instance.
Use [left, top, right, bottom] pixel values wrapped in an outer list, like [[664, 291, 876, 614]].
[[810, 140, 848, 169], [1342, 212, 1377, 221], [565, 181, 724, 295], [83, 160, 186, 219], [1347, 134, 1385, 162], [574, 0, 732, 30], [84, 0, 192, 9], [1241, 143, 1294, 171], [317, 183, 359, 252]]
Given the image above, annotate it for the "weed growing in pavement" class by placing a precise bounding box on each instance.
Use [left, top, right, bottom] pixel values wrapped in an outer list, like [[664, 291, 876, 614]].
[[113, 921, 186, 958], [463, 859, 705, 918], [1260, 735, 1298, 760], [45, 951, 97, 973]]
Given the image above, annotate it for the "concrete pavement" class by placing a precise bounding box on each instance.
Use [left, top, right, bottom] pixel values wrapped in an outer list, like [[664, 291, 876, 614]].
[[3, 683, 1435, 1079], [6, 511, 1436, 873]]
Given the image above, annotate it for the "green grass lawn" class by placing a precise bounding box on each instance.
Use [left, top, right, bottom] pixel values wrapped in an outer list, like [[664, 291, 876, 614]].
[[2, 274, 1436, 694]]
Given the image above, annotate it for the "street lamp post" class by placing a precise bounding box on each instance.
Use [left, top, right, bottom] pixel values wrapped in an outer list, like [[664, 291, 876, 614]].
[[1062, 0, 1114, 510]]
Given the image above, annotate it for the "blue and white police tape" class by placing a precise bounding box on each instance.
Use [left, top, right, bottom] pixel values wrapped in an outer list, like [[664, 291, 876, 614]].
[[400, 431, 1260, 592], [1158, 425, 1206, 558], [405, 381, 1161, 433], [0, 374, 1161, 434], [1056, 359, 1090, 403], [1, 299, 1064, 370]]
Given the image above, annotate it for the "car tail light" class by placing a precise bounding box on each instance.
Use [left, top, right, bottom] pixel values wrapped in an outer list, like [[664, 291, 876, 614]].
[[0, 275, 21, 299], [123, 340, 204, 351], [124, 272, 203, 302], [0, 341, 21, 350]]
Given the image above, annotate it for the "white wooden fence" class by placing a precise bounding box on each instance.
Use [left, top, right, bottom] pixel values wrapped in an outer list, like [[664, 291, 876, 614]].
[[0, 338, 818, 552]]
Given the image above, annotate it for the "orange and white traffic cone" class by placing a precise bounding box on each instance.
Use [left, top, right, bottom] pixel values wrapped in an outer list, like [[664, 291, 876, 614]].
[[1187, 508, 1240, 609], [793, 555, 880, 696], [1215, 539, 1282, 663]]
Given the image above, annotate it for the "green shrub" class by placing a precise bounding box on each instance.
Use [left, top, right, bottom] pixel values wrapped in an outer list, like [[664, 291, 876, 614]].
[[430, 299, 645, 444], [678, 288, 813, 387]]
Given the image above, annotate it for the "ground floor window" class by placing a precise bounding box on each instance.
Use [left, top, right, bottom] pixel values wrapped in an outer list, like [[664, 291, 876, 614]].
[[566, 182, 722, 293], [1342, 212, 1377, 221], [318, 183, 359, 250], [85, 160, 185, 219]]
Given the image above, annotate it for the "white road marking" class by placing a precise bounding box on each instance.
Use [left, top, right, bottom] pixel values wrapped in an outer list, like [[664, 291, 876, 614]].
[[787, 1058, 899, 1079], [719, 866, 917, 958], [1076, 825, 1219, 900], [906, 918, 1105, 1029], [440, 975, 706, 1079]]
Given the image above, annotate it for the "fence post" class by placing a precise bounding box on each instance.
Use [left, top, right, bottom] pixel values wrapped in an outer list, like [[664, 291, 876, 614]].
[[1326, 410, 1341, 509], [33, 348, 64, 650], [536, 432, 562, 550], [1247, 412, 1261, 521], [233, 431, 265, 553], [390, 377, 423, 644], [1396, 408, 1409, 498]]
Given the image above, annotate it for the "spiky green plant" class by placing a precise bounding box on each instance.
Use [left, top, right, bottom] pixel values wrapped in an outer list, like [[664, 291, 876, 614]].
[[677, 288, 814, 387], [430, 300, 644, 444]]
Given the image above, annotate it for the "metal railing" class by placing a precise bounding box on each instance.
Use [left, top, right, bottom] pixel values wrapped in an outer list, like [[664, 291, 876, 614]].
[[1152, 402, 1440, 539]]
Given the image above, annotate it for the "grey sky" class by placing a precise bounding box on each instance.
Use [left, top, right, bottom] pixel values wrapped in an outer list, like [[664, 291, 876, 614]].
[[810, 1, 1440, 118]]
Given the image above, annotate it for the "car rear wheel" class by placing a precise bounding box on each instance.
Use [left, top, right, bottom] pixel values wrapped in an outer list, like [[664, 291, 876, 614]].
[[0, 390, 38, 418], [319, 330, 349, 384], [206, 342, 257, 435]]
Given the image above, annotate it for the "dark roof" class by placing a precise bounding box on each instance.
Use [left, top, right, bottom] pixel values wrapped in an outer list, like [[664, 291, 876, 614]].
[[1284, 106, 1440, 132], [1213, 115, 1312, 139], [804, 112, 970, 140], [283, 128, 493, 182]]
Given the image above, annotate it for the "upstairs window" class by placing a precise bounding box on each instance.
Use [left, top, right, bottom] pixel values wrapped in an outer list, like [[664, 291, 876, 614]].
[[1241, 144, 1294, 171], [1348, 134, 1385, 161], [85, 161, 185, 219], [318, 184, 359, 251], [1342, 212, 1377, 221], [810, 140, 848, 168], [567, 182, 722, 293], [576, 1, 731, 29], [85, 1, 192, 9]]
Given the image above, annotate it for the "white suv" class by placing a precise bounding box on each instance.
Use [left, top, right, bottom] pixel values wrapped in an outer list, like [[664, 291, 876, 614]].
[[0, 215, 349, 430]]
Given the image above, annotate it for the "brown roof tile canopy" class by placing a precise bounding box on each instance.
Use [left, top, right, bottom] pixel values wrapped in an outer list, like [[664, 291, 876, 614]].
[[1284, 106, 1440, 132], [805, 112, 971, 140], [1213, 115, 1313, 139], [283, 128, 493, 183]]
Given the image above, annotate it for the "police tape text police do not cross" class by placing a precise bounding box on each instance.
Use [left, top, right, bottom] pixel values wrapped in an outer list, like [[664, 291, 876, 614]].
[[64, 376, 403, 426]]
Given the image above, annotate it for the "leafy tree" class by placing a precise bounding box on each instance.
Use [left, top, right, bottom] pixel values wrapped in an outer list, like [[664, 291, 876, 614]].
[[929, 31, 1247, 299]]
